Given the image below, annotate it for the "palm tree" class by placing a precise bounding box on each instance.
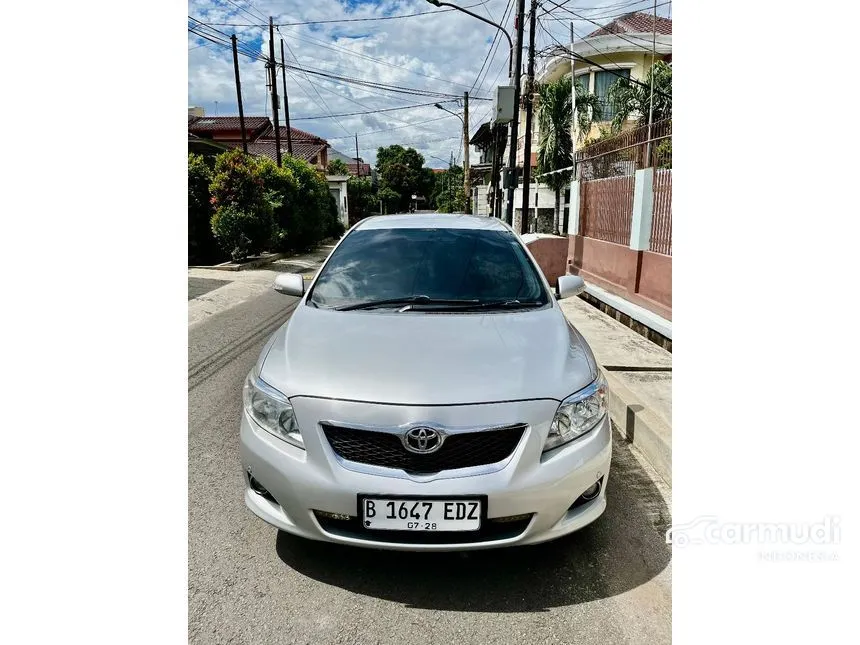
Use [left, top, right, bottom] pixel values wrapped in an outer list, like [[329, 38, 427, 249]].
[[537, 76, 602, 234], [607, 60, 672, 132]]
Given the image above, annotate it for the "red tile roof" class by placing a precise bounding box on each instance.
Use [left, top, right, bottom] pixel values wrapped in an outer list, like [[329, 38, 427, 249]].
[[258, 125, 327, 144], [346, 162, 372, 177], [587, 11, 672, 37], [188, 116, 271, 134], [225, 140, 328, 165]]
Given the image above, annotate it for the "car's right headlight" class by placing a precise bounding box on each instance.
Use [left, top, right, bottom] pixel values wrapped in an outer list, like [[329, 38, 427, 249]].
[[243, 372, 303, 449], [543, 373, 608, 452]]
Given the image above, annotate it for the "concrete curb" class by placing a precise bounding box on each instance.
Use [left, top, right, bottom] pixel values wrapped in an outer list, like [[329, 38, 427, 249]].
[[189, 252, 288, 272], [605, 371, 672, 486]]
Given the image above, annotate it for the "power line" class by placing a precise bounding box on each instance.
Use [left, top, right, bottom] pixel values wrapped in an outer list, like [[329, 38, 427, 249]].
[[542, 0, 660, 52], [290, 101, 443, 121], [202, 2, 489, 27], [278, 25, 474, 92], [325, 115, 459, 141], [470, 0, 515, 93], [277, 26, 351, 136]]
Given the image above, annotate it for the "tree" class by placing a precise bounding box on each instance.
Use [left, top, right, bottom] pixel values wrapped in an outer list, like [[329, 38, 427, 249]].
[[376, 145, 426, 212], [188, 153, 218, 264], [431, 165, 466, 213], [607, 60, 672, 132], [573, 77, 603, 142], [326, 158, 350, 175], [537, 76, 576, 235], [209, 149, 274, 260], [348, 176, 378, 220], [280, 155, 335, 250], [256, 157, 299, 251]]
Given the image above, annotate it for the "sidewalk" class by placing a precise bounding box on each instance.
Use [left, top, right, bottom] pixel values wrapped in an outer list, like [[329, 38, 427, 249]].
[[559, 295, 672, 485], [188, 244, 335, 327]]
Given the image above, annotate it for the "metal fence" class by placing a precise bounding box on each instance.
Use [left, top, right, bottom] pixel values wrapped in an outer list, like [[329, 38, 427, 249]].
[[575, 119, 672, 181], [650, 169, 672, 255], [579, 175, 635, 245]]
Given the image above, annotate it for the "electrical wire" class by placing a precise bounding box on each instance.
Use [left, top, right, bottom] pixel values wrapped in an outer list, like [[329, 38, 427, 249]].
[[202, 2, 489, 27], [542, 0, 662, 52]]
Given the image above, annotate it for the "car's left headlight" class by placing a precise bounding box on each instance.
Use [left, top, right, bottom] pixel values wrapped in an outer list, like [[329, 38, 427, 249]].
[[243, 372, 303, 449], [543, 373, 608, 452]]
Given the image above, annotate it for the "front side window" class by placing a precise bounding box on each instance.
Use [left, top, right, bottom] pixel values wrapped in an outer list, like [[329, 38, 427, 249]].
[[308, 227, 549, 310]]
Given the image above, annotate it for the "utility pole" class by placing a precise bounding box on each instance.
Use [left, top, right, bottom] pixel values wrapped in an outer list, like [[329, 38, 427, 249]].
[[489, 124, 501, 217], [463, 92, 471, 214], [355, 134, 361, 179], [280, 40, 292, 155], [566, 21, 576, 235], [268, 17, 282, 167], [645, 0, 657, 164], [520, 0, 538, 234], [505, 0, 526, 228], [231, 35, 248, 154]]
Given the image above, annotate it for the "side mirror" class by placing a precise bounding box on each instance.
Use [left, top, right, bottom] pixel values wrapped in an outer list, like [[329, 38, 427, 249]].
[[273, 273, 305, 297], [556, 274, 585, 300]]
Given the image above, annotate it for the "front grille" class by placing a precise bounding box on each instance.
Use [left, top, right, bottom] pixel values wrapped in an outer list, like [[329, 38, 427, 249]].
[[314, 512, 533, 544], [321, 424, 526, 475]]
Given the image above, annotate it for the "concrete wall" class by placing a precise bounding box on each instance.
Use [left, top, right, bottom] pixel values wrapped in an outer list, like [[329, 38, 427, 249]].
[[568, 235, 672, 320], [523, 235, 569, 288]]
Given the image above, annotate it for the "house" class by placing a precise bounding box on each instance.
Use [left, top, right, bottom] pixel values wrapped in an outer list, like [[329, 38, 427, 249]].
[[534, 11, 672, 146], [505, 11, 671, 228], [328, 148, 375, 182], [468, 122, 501, 217], [187, 111, 349, 228]]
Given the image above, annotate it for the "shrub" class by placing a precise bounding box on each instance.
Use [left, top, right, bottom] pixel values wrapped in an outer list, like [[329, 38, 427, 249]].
[[209, 149, 274, 259], [256, 157, 299, 251], [326, 158, 350, 175], [210, 203, 273, 262], [280, 156, 332, 250], [188, 153, 220, 264]]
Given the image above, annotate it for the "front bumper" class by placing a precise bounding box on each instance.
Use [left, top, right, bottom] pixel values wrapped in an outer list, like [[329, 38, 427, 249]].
[[239, 396, 611, 551]]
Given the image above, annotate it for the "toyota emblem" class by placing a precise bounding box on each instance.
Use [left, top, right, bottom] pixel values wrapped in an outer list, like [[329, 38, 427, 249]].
[[403, 427, 443, 454]]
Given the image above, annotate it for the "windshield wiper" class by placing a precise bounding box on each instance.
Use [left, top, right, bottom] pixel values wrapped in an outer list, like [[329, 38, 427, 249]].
[[423, 299, 545, 311], [335, 295, 480, 311]]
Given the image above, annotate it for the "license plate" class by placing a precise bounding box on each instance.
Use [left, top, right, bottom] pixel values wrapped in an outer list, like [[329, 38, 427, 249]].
[[360, 496, 482, 531]]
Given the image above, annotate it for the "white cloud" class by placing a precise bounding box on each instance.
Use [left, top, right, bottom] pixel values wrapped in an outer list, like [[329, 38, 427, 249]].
[[188, 0, 671, 166]]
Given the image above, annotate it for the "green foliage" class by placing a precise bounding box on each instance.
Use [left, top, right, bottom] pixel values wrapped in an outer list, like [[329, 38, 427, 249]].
[[537, 77, 575, 234], [348, 176, 378, 218], [377, 187, 400, 214], [655, 138, 672, 169], [326, 158, 350, 175], [209, 150, 273, 260], [572, 77, 603, 142], [431, 165, 466, 213], [188, 153, 220, 264], [280, 155, 335, 250], [211, 203, 273, 262], [256, 157, 299, 251], [607, 60, 672, 132], [376, 145, 426, 212]]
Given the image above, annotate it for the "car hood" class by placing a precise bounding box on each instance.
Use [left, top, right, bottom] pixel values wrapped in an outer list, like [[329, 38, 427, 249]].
[[259, 304, 598, 406]]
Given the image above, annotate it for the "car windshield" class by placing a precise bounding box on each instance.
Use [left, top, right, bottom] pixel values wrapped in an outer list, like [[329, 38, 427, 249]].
[[308, 226, 549, 310]]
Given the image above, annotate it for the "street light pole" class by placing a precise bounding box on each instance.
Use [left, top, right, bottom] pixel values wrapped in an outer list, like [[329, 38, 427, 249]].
[[425, 0, 517, 223]]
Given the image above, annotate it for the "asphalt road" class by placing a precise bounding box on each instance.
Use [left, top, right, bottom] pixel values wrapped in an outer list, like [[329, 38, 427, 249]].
[[188, 289, 673, 645]]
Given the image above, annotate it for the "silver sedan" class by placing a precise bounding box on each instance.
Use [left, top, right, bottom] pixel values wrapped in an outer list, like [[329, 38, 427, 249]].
[[240, 214, 611, 551]]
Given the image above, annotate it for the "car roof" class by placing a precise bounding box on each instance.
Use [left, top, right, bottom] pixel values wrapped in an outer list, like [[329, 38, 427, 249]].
[[355, 213, 511, 231]]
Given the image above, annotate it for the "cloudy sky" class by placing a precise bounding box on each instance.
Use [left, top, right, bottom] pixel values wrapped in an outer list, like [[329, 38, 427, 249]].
[[188, 0, 671, 167]]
